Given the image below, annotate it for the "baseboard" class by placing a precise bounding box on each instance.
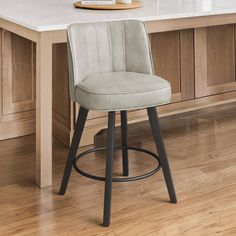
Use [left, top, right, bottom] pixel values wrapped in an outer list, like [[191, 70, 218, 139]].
[[0, 118, 35, 141]]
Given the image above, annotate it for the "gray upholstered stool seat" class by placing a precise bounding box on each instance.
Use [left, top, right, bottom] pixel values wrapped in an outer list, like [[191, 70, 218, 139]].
[[76, 71, 171, 111]]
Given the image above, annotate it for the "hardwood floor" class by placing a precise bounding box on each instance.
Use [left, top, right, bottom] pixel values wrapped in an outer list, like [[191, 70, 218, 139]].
[[1, 103, 236, 236]]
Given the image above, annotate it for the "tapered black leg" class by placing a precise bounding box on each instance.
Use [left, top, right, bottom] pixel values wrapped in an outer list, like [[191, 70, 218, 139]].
[[59, 106, 88, 195], [121, 111, 129, 176], [147, 107, 177, 203], [103, 111, 116, 227]]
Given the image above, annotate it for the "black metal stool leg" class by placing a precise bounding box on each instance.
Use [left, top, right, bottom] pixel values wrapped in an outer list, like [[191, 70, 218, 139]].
[[121, 110, 129, 176], [147, 107, 177, 203], [59, 106, 88, 195], [103, 111, 116, 227]]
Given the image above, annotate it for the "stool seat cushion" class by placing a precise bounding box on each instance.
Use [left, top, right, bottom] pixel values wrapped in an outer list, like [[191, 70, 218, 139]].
[[75, 72, 171, 111]]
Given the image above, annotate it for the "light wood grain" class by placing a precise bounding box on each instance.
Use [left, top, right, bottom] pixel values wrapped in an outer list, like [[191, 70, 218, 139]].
[[52, 43, 72, 130], [145, 13, 236, 33], [151, 31, 181, 98], [195, 27, 208, 97], [74, 1, 143, 10], [180, 29, 195, 100], [2, 30, 35, 115], [207, 25, 235, 86], [0, 30, 36, 140], [195, 25, 236, 98], [151, 29, 195, 102], [35, 33, 53, 187], [0, 18, 40, 42], [1, 103, 236, 235]]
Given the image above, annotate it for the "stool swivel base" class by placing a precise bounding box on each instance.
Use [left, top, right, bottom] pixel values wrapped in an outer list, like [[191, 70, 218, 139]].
[[59, 106, 177, 227]]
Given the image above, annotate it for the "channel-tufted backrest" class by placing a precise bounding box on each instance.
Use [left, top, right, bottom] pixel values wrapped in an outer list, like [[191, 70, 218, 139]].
[[67, 20, 154, 101]]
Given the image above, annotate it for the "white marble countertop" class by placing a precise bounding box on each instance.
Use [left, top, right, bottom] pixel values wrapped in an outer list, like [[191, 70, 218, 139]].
[[1, 0, 236, 32]]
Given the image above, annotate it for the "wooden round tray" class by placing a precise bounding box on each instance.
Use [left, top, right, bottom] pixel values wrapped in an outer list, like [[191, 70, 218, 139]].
[[74, 1, 143, 10]]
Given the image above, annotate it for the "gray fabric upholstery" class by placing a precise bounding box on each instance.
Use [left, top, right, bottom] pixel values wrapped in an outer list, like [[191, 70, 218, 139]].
[[76, 72, 171, 111], [67, 20, 171, 111]]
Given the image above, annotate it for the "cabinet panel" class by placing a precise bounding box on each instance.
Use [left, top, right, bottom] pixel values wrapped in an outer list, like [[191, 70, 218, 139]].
[[207, 25, 235, 86], [151, 29, 194, 102], [0, 29, 35, 140], [195, 24, 236, 97], [1, 30, 35, 122], [52, 43, 72, 129], [12, 34, 35, 103], [151, 31, 181, 95]]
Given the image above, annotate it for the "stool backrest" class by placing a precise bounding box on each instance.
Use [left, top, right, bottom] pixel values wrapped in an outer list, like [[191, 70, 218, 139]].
[[67, 20, 154, 101]]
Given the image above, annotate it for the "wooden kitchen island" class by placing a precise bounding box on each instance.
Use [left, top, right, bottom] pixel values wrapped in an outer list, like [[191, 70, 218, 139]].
[[1, 0, 236, 187]]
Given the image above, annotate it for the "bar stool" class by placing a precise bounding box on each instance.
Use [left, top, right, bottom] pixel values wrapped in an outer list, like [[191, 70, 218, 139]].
[[59, 20, 177, 227]]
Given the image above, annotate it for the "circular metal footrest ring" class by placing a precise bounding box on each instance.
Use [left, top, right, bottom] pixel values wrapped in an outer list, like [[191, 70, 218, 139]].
[[73, 146, 161, 182]]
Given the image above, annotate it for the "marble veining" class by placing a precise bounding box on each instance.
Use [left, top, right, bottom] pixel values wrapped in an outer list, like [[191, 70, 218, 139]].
[[1, 0, 236, 32]]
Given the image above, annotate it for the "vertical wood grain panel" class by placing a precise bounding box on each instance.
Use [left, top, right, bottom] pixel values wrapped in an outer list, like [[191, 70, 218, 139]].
[[52, 43, 71, 129], [35, 33, 53, 187], [195, 27, 208, 97], [2, 30, 12, 115], [0, 29, 36, 140], [151, 31, 181, 95], [180, 29, 195, 100], [2, 30, 35, 116], [12, 35, 34, 102], [207, 25, 235, 86], [195, 25, 236, 98], [151, 30, 195, 102]]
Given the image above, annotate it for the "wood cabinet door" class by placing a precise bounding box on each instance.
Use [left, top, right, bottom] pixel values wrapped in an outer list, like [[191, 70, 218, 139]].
[[150, 29, 195, 102], [0, 30, 35, 123], [195, 24, 236, 97]]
